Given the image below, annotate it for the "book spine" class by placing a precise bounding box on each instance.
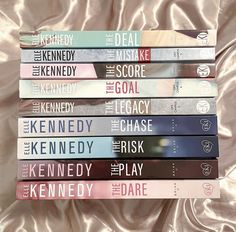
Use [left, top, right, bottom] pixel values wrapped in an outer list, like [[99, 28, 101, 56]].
[[18, 98, 217, 116], [16, 180, 220, 199], [17, 136, 219, 159], [18, 116, 218, 137], [19, 79, 218, 98], [21, 48, 215, 63], [17, 159, 218, 180], [20, 30, 216, 48], [20, 63, 215, 79]]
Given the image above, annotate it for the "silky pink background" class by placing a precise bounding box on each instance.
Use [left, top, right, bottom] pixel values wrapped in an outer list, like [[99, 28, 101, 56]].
[[0, 0, 236, 231]]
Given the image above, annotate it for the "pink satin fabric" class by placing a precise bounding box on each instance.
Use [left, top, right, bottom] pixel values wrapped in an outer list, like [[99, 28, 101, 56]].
[[1, 0, 236, 231]]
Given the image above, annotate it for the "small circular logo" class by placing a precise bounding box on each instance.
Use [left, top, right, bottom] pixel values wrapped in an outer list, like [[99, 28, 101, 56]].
[[200, 119, 212, 132], [202, 183, 214, 196], [197, 64, 210, 77], [198, 81, 212, 94], [196, 100, 210, 114], [201, 163, 213, 176], [197, 32, 208, 45], [201, 140, 213, 153]]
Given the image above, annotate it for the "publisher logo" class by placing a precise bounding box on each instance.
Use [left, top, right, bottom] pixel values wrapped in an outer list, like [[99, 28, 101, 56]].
[[202, 183, 214, 196], [197, 32, 208, 45], [198, 81, 211, 94], [196, 100, 210, 114], [197, 65, 210, 77], [201, 140, 213, 153], [200, 119, 212, 131], [201, 163, 213, 176]]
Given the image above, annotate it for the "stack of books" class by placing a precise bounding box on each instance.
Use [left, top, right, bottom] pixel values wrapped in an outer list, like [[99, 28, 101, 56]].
[[17, 30, 220, 199]]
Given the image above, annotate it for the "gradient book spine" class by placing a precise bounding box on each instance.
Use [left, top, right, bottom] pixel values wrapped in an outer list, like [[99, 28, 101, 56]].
[[20, 30, 216, 48], [20, 63, 215, 79], [17, 159, 219, 180], [19, 79, 218, 98], [17, 136, 219, 159], [16, 180, 220, 199], [18, 98, 217, 116], [21, 48, 215, 63], [18, 116, 218, 137]]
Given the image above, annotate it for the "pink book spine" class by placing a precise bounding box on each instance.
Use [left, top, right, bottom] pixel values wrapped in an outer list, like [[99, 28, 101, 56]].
[[16, 180, 220, 200], [20, 64, 97, 79]]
